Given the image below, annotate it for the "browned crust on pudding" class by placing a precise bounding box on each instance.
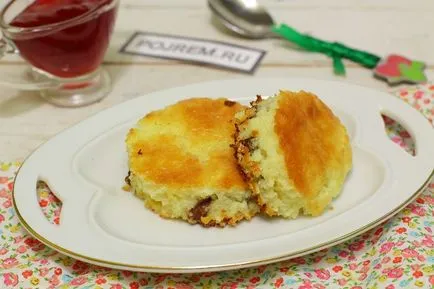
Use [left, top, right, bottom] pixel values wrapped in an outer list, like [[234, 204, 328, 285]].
[[274, 91, 352, 203], [127, 98, 249, 190], [124, 170, 131, 186], [224, 100, 236, 107], [233, 95, 267, 212]]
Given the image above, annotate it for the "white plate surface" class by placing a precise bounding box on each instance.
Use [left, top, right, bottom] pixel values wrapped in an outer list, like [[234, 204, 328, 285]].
[[13, 78, 434, 273]]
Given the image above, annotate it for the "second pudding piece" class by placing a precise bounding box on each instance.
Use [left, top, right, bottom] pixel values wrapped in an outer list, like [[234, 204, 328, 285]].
[[234, 90, 352, 218]]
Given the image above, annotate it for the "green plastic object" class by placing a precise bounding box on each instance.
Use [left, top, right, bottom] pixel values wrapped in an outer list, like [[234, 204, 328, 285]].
[[272, 23, 381, 76]]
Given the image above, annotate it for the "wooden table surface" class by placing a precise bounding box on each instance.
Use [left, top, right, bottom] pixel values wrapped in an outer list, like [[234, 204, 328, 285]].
[[1, 0, 433, 161]]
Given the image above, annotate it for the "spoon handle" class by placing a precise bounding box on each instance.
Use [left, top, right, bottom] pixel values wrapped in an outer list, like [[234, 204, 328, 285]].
[[272, 23, 381, 75]]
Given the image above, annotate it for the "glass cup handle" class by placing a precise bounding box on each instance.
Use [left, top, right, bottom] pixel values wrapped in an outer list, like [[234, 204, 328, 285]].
[[0, 38, 9, 54], [0, 37, 60, 90]]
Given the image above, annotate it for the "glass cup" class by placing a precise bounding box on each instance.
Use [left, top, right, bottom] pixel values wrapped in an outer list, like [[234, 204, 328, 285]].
[[0, 0, 119, 107]]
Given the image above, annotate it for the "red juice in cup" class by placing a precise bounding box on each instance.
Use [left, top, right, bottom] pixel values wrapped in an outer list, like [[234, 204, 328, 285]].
[[9, 0, 118, 78]]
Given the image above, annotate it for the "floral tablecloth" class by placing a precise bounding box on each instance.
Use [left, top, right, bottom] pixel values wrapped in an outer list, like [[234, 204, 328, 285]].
[[1, 83, 433, 289]]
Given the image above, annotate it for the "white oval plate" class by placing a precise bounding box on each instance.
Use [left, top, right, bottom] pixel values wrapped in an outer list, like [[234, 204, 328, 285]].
[[13, 78, 434, 273]]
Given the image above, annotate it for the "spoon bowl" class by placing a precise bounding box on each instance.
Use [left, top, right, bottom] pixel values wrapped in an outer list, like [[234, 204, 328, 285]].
[[208, 0, 276, 39]]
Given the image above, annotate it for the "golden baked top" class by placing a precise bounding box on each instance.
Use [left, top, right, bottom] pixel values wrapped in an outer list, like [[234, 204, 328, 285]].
[[126, 98, 248, 191], [274, 90, 352, 198]]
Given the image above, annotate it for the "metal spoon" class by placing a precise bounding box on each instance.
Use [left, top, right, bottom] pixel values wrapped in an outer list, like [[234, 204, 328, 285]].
[[208, 0, 277, 39]]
